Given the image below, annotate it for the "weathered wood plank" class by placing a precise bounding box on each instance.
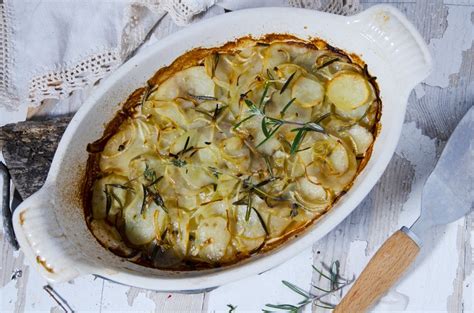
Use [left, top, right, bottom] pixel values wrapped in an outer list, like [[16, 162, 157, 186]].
[[0, 115, 72, 198]]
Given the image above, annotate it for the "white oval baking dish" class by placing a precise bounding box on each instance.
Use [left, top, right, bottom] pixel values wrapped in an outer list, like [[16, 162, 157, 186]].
[[12, 5, 432, 291]]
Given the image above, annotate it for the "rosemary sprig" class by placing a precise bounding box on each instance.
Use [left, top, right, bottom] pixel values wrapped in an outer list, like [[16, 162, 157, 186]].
[[263, 155, 274, 178], [188, 94, 218, 101], [290, 203, 299, 218], [194, 104, 228, 121], [263, 262, 355, 312], [104, 188, 112, 216], [234, 96, 327, 154], [171, 159, 187, 167], [316, 58, 339, 70], [280, 72, 296, 94], [208, 166, 221, 178], [105, 183, 135, 192], [104, 184, 133, 216], [144, 163, 157, 182], [253, 207, 268, 236], [245, 191, 253, 221], [233, 177, 280, 222], [227, 304, 237, 313], [280, 97, 296, 117], [233, 114, 256, 130], [150, 189, 168, 213], [212, 104, 228, 121]]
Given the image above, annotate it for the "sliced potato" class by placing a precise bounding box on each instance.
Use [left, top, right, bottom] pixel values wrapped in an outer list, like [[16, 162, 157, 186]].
[[150, 66, 215, 101], [91, 174, 130, 220], [194, 216, 231, 262], [100, 119, 158, 174], [327, 72, 370, 111], [291, 76, 325, 108], [123, 184, 160, 246], [347, 124, 374, 155], [88, 40, 380, 269]]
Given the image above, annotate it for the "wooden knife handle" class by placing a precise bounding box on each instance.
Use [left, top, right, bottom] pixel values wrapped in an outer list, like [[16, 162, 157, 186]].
[[334, 228, 420, 313]]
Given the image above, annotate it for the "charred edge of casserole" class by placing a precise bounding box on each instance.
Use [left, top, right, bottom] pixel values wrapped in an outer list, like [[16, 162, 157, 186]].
[[82, 34, 382, 271]]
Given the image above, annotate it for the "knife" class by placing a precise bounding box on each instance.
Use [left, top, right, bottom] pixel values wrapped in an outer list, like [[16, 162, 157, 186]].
[[334, 107, 473, 313]]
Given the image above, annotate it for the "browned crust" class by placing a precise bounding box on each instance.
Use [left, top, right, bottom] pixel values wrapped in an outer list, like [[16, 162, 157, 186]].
[[82, 34, 382, 271], [36, 256, 55, 273]]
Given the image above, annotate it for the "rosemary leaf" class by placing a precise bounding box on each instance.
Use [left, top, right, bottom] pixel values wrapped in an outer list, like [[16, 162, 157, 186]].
[[213, 104, 228, 121], [266, 68, 274, 80], [244, 99, 260, 114], [290, 204, 299, 218], [265, 303, 299, 310], [315, 112, 331, 123], [317, 58, 339, 70], [106, 184, 135, 192], [141, 184, 148, 214], [182, 136, 190, 156], [245, 193, 253, 221], [280, 72, 296, 94], [104, 188, 112, 217], [171, 159, 187, 168], [280, 97, 296, 116], [256, 123, 283, 148], [150, 190, 168, 213], [109, 190, 123, 209], [261, 117, 270, 138], [312, 284, 331, 293], [253, 207, 268, 235], [290, 128, 307, 155], [259, 83, 270, 108], [233, 114, 256, 130], [312, 265, 333, 282], [193, 108, 214, 118], [330, 260, 340, 291], [282, 280, 311, 298], [144, 164, 157, 182], [148, 176, 163, 188], [254, 177, 277, 188], [263, 156, 274, 178], [227, 304, 237, 313], [188, 94, 218, 101], [208, 166, 221, 178], [232, 198, 247, 206]]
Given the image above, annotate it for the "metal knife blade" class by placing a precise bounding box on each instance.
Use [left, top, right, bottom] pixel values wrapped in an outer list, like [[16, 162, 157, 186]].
[[411, 107, 473, 236]]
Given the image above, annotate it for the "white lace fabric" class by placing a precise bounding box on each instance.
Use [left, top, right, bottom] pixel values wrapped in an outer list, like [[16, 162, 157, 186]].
[[0, 0, 359, 112]]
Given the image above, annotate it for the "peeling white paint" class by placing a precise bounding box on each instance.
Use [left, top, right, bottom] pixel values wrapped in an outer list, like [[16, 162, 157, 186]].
[[424, 6, 474, 88], [395, 121, 437, 228], [1, 279, 19, 312], [414, 84, 426, 99]]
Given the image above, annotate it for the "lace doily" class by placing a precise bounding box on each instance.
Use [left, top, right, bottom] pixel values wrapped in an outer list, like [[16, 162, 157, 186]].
[[0, 0, 359, 112]]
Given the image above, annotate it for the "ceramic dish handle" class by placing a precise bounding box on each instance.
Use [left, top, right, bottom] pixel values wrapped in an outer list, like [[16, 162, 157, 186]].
[[12, 183, 81, 283], [352, 5, 433, 90]]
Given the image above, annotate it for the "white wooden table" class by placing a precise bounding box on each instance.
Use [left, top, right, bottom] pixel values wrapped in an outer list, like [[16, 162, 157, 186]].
[[1, 1, 473, 312]]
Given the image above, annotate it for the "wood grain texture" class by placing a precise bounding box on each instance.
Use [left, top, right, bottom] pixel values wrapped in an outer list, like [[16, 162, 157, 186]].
[[0, 115, 72, 198], [334, 230, 420, 313]]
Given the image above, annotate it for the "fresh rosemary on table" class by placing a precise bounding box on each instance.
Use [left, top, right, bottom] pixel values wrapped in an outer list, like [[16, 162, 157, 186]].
[[262, 261, 354, 312], [227, 304, 237, 313]]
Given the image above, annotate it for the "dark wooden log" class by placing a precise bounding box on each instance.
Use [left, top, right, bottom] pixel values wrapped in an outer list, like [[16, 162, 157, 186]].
[[0, 115, 73, 198]]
